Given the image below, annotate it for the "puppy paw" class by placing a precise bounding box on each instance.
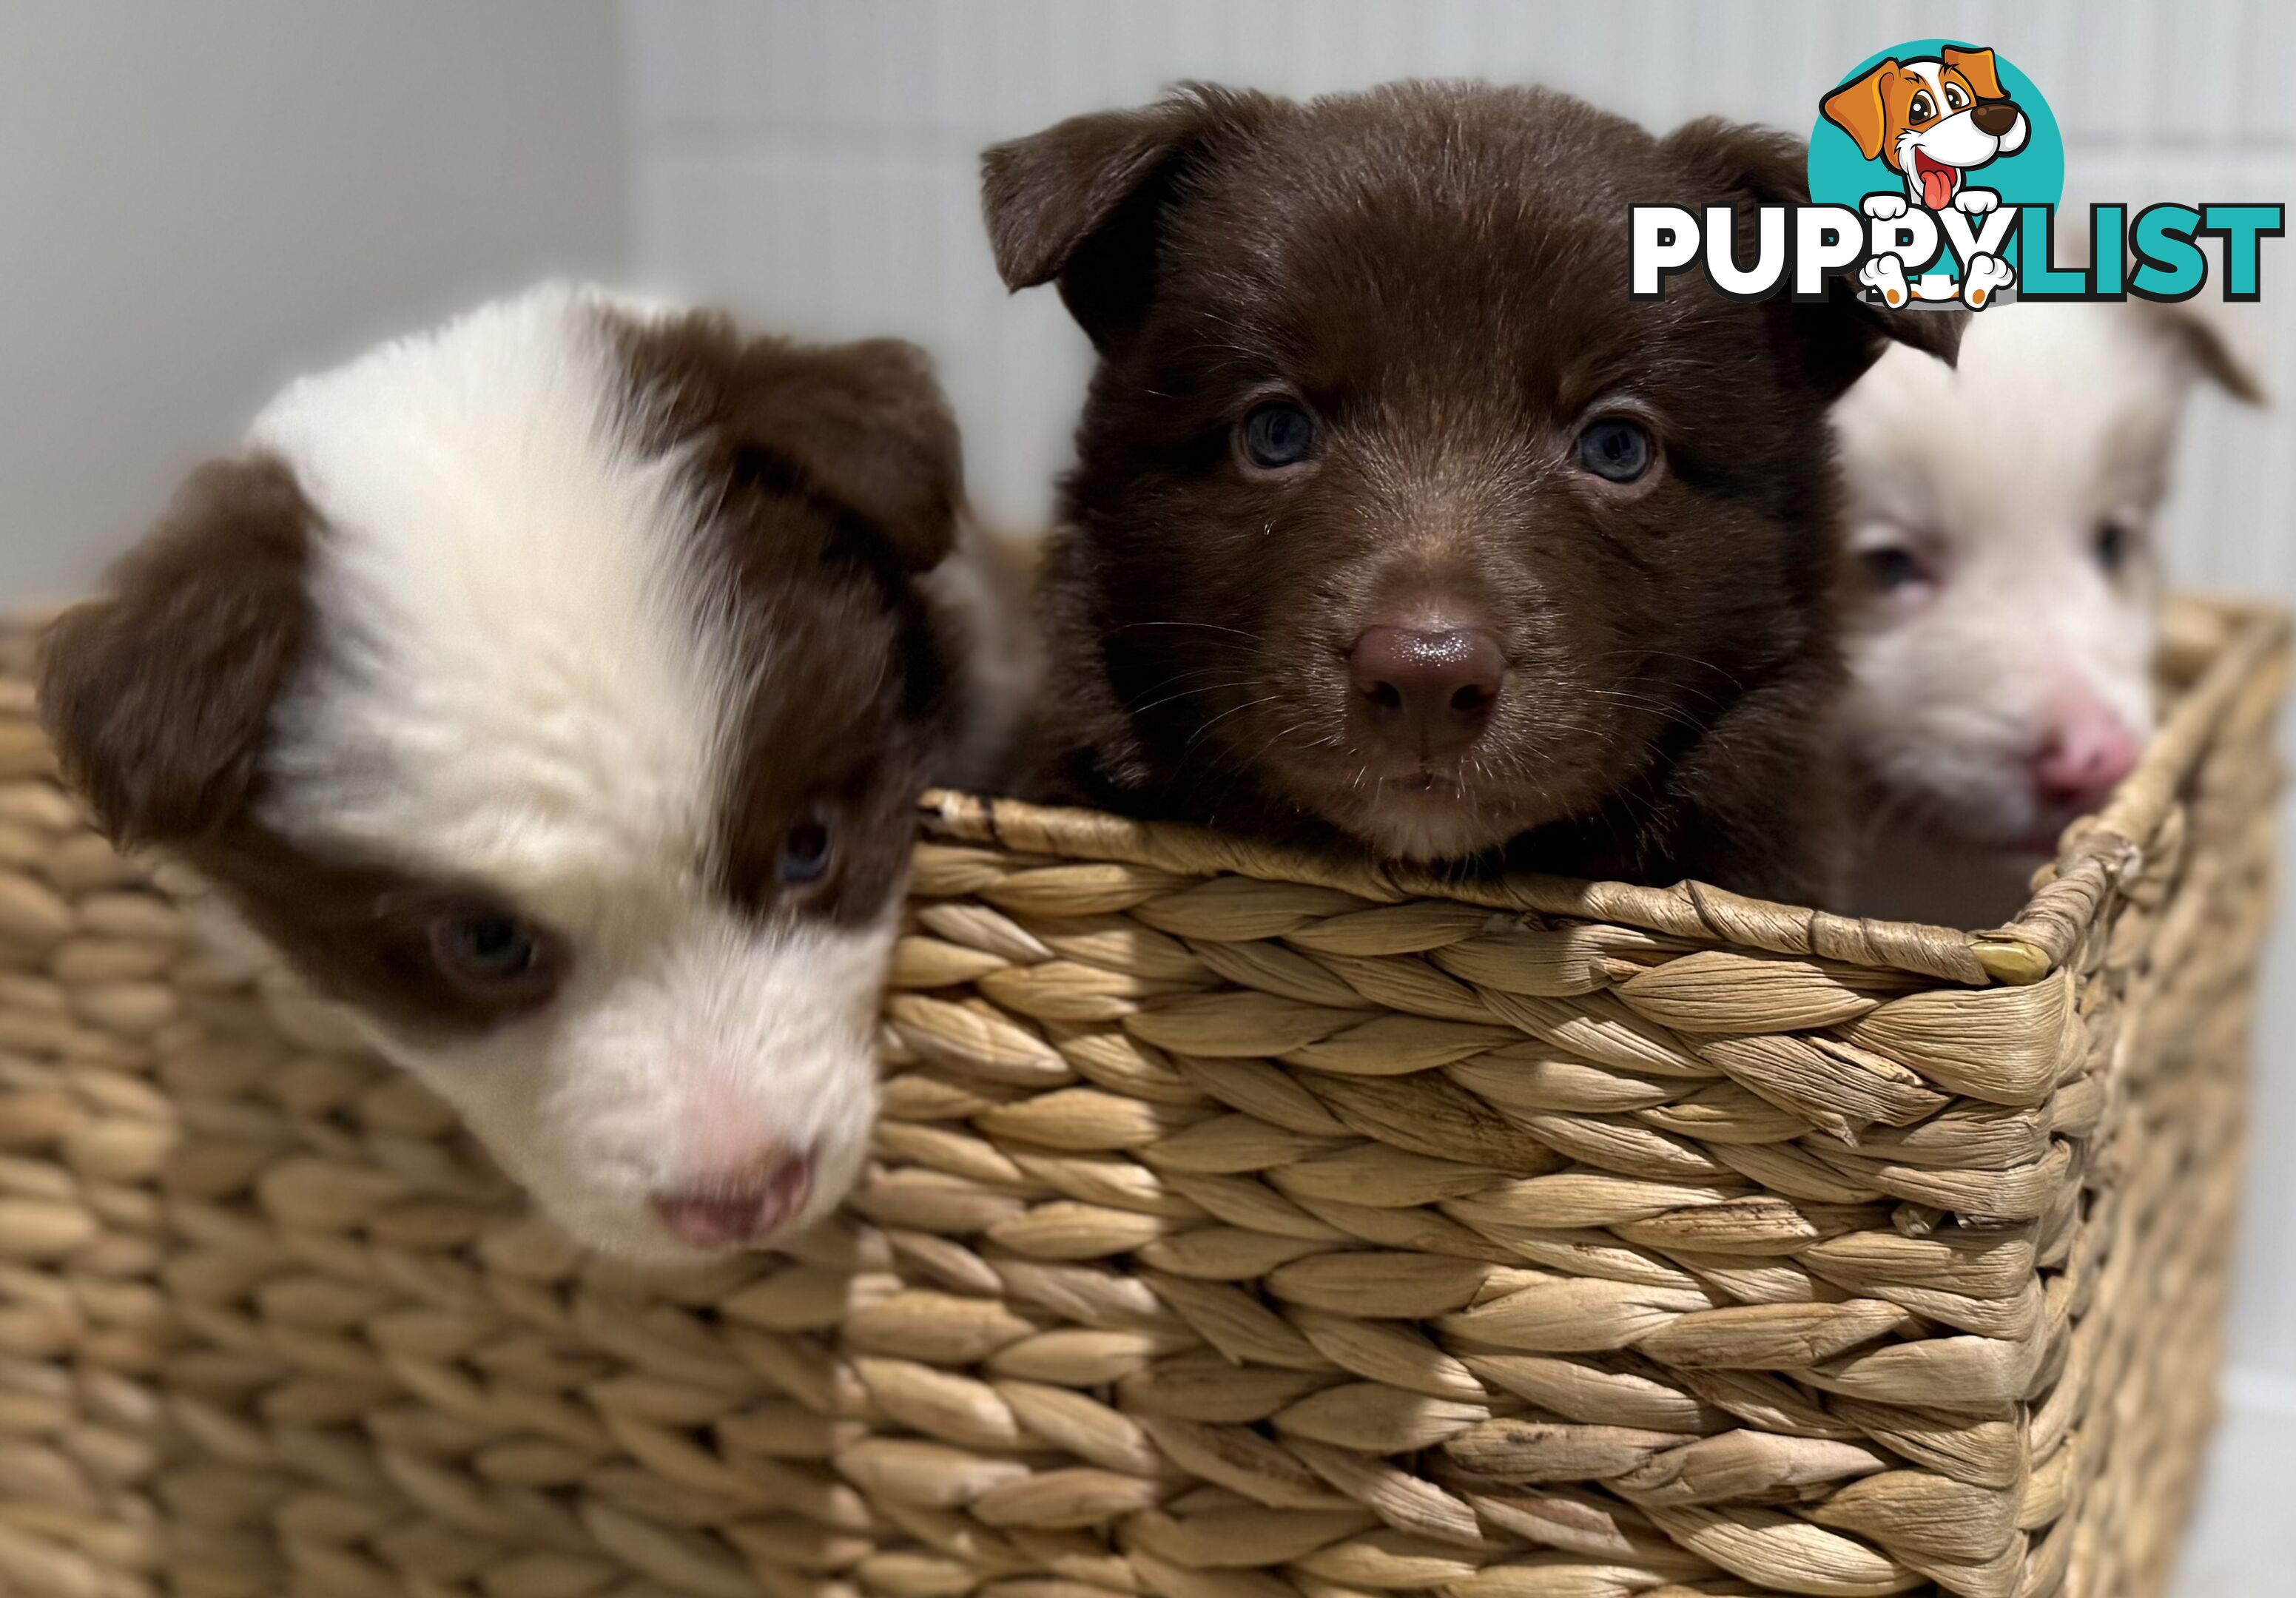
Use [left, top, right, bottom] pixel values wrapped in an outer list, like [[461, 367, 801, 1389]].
[[1862, 192, 1910, 220], [1859, 253, 1912, 309], [1962, 253, 2016, 309], [1955, 188, 2001, 215]]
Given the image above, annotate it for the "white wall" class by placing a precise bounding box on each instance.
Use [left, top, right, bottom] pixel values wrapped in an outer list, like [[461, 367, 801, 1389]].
[[619, 0, 2296, 1397], [0, 0, 629, 604]]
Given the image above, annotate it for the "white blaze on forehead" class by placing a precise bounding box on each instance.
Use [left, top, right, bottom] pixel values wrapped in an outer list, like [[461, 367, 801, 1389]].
[[1902, 61, 1947, 101], [249, 283, 743, 917], [1837, 304, 2191, 528]]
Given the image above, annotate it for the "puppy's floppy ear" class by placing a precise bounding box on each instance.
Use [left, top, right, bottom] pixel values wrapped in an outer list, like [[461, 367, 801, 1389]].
[[981, 82, 1275, 348], [1821, 61, 1898, 162], [733, 335, 963, 572], [2142, 300, 2269, 405], [1941, 47, 2006, 101], [37, 455, 312, 848], [1666, 118, 1964, 401]]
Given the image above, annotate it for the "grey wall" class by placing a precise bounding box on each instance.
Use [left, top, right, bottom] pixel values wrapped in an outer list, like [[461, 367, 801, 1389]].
[[0, 1, 629, 604]]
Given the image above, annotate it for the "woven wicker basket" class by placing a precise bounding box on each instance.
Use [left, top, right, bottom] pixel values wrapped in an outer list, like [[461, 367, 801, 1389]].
[[0, 595, 2281, 1598]]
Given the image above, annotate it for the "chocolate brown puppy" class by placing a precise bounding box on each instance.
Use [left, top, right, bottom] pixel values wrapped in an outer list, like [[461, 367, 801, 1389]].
[[983, 82, 1961, 903]]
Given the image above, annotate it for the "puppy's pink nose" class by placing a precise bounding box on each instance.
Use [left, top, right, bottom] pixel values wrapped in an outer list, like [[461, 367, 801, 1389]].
[[650, 1150, 813, 1251], [1349, 625, 1506, 758], [2032, 703, 2140, 815]]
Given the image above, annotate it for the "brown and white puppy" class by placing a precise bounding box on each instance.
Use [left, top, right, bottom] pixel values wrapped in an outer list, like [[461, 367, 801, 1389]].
[[1822, 47, 2031, 310], [985, 82, 1960, 903], [1834, 297, 2264, 926], [1821, 47, 2030, 217], [38, 283, 990, 1263]]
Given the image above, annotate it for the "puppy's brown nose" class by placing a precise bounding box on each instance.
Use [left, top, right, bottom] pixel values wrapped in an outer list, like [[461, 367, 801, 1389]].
[[1971, 101, 2021, 137], [1349, 626, 1505, 758]]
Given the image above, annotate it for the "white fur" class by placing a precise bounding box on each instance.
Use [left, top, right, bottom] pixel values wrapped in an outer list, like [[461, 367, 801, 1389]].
[[1961, 253, 2016, 309], [1891, 59, 2028, 212], [245, 283, 889, 1263], [1859, 250, 1912, 308], [920, 516, 1040, 791], [1834, 300, 2252, 926]]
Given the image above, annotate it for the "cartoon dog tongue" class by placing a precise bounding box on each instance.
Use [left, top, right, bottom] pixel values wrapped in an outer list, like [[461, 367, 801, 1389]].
[[1915, 154, 1957, 210]]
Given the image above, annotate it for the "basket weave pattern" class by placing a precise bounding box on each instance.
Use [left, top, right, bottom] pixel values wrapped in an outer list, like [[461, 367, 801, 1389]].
[[0, 600, 2280, 1598]]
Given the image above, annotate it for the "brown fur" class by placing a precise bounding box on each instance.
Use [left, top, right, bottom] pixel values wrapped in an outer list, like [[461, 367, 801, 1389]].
[[38, 454, 313, 848], [985, 81, 1962, 903], [34, 454, 544, 1033], [38, 311, 967, 1034], [609, 312, 963, 928]]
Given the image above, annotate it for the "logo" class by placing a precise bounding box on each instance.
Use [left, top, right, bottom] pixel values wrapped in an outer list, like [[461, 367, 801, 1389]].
[[1629, 40, 2280, 312], [1814, 41, 2061, 309]]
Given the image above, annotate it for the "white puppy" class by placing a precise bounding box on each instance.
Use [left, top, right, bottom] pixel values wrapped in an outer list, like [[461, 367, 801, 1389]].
[[1833, 297, 2262, 926], [40, 283, 1014, 1263]]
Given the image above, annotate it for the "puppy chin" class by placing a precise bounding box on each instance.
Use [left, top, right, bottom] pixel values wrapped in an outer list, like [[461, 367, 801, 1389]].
[[522, 1125, 872, 1268], [371, 982, 884, 1268], [1872, 761, 2063, 858], [1353, 792, 1507, 863], [1939, 809, 2067, 862], [1288, 764, 1524, 865]]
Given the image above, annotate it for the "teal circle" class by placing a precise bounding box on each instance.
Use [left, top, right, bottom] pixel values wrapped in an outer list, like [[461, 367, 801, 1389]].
[[1808, 39, 2064, 274]]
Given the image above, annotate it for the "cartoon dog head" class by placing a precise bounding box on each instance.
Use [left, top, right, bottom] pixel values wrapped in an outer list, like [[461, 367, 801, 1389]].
[[1822, 47, 2030, 210]]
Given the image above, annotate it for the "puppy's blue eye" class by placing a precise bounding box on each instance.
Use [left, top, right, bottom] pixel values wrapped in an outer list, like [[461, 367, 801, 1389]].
[[428, 905, 561, 1007], [780, 820, 832, 885], [424, 900, 562, 1009], [1862, 546, 1930, 590], [443, 914, 534, 976], [1576, 419, 1653, 484], [1242, 402, 1316, 469]]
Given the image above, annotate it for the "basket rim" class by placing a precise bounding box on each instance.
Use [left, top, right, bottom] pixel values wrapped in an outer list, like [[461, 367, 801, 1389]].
[[923, 594, 2290, 990]]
